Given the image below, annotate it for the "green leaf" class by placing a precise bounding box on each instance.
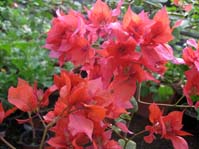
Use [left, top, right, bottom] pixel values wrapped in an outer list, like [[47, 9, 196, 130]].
[[141, 84, 150, 97], [130, 97, 138, 113], [145, 0, 163, 8], [190, 95, 199, 102], [119, 139, 136, 149], [150, 0, 168, 3], [196, 108, 199, 120], [153, 85, 174, 102], [120, 113, 131, 121], [158, 85, 174, 97]]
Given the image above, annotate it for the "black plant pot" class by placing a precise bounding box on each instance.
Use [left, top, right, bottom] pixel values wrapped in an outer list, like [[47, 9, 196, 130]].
[[19, 129, 49, 149], [0, 123, 7, 137], [183, 109, 199, 134]]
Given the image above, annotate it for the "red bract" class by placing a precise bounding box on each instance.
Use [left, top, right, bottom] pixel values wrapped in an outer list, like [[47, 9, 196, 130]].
[[182, 39, 199, 107], [162, 111, 192, 149], [69, 114, 93, 141], [173, 0, 180, 6], [0, 103, 5, 124], [44, 71, 121, 148], [183, 67, 199, 107], [141, 44, 174, 74], [8, 79, 49, 113], [0, 103, 17, 124], [87, 0, 123, 26], [140, 8, 174, 74], [84, 104, 107, 122], [183, 4, 192, 12], [144, 103, 191, 149], [87, 0, 112, 25], [183, 40, 199, 71], [45, 10, 94, 66], [8, 79, 38, 112], [149, 7, 173, 44], [123, 7, 153, 43], [122, 7, 175, 75]]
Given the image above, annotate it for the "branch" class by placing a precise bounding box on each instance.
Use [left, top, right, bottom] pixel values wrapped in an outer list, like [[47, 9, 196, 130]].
[[0, 137, 16, 149], [137, 83, 194, 108], [180, 30, 199, 39]]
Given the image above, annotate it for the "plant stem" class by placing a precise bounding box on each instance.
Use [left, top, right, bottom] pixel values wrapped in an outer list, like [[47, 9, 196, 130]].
[[130, 130, 147, 140], [174, 95, 185, 106], [39, 106, 71, 149], [28, 112, 36, 142], [0, 136, 16, 149], [39, 126, 48, 149], [137, 83, 194, 108], [39, 115, 61, 149], [180, 30, 199, 39], [108, 125, 128, 141], [37, 112, 47, 127]]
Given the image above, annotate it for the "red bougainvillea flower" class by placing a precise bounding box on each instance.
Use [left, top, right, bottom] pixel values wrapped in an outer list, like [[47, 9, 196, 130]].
[[87, 0, 123, 26], [149, 7, 173, 44], [173, 0, 180, 5], [162, 111, 192, 149], [122, 6, 175, 75], [43, 69, 135, 148], [141, 44, 174, 74], [173, 0, 193, 12], [144, 103, 165, 143], [144, 103, 191, 149], [123, 7, 173, 44], [0, 103, 6, 124], [8, 78, 48, 112], [44, 71, 123, 148], [44, 10, 94, 66], [85, 0, 123, 44], [183, 67, 199, 107], [87, 0, 112, 25], [183, 39, 199, 71], [139, 8, 175, 75], [122, 7, 153, 44], [182, 39, 199, 107], [0, 102, 17, 124], [183, 4, 192, 12], [8, 79, 38, 112]]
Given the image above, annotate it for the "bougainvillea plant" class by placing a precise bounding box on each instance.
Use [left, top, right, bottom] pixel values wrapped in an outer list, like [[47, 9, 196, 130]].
[[2, 0, 198, 149]]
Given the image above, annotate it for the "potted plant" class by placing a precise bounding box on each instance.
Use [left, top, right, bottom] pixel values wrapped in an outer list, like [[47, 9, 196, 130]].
[[1, 0, 198, 149], [7, 78, 55, 149]]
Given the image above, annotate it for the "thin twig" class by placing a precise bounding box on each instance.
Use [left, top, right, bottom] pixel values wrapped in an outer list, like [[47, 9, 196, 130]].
[[180, 30, 199, 39], [0, 136, 16, 149], [174, 95, 185, 106], [37, 112, 47, 128], [39, 106, 71, 149], [129, 130, 147, 140], [28, 112, 36, 141], [137, 83, 194, 108]]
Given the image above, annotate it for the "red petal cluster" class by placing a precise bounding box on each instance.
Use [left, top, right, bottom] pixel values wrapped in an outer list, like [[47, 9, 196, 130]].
[[6, 0, 181, 148], [0, 102, 16, 124], [182, 39, 199, 107], [8, 78, 49, 112], [44, 71, 122, 148], [144, 103, 191, 149], [43, 1, 178, 147]]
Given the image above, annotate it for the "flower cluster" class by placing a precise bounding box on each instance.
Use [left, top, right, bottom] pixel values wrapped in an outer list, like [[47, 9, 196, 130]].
[[182, 39, 199, 107], [44, 70, 125, 148], [144, 103, 191, 149]]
